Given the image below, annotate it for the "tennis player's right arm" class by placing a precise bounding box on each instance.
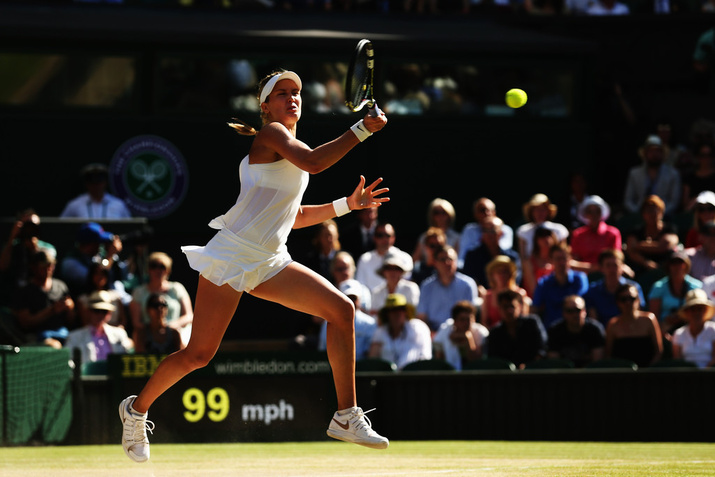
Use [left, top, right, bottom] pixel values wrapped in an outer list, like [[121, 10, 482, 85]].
[[261, 116, 386, 174]]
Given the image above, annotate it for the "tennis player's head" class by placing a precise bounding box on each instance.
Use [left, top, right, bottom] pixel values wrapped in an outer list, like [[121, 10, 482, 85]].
[[258, 70, 303, 124]]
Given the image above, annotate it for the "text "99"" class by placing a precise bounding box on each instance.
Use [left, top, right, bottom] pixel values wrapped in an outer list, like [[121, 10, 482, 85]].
[[182, 387, 230, 423]]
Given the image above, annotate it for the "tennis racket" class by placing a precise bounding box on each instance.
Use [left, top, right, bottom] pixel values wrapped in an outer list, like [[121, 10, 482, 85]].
[[345, 38, 382, 117]]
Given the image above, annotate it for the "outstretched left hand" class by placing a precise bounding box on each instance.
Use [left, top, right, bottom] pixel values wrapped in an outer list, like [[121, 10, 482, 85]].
[[347, 176, 390, 210]]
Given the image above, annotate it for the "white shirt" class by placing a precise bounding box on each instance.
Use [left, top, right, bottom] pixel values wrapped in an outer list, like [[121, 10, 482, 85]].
[[516, 221, 570, 257], [60, 193, 132, 219], [371, 278, 420, 316], [432, 318, 489, 370], [371, 319, 432, 369], [355, 246, 413, 292], [672, 322, 715, 368]]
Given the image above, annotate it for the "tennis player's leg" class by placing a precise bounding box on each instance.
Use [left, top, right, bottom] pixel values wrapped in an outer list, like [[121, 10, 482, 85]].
[[251, 261, 388, 449], [120, 276, 242, 462]]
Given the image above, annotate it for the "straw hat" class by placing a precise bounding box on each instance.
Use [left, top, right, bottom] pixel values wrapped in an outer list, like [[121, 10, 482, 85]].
[[523, 193, 557, 222], [680, 288, 715, 320], [378, 293, 416, 324], [87, 290, 116, 312]]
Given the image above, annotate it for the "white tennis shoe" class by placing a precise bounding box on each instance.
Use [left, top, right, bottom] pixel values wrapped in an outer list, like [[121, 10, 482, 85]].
[[326, 407, 389, 449], [119, 395, 154, 463]]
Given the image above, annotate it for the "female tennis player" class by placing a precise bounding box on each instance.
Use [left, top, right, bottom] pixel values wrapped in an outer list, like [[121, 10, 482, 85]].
[[119, 70, 390, 462]]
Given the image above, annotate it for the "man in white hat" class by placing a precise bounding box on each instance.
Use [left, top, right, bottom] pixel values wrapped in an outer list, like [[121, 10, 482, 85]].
[[570, 195, 622, 273], [64, 290, 134, 366]]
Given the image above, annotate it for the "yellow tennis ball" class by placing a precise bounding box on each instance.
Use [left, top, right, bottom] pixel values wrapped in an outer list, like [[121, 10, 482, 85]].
[[505, 88, 527, 108]]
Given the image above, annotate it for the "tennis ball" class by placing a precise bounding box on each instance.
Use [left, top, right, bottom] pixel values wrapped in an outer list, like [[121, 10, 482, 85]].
[[505, 88, 527, 109]]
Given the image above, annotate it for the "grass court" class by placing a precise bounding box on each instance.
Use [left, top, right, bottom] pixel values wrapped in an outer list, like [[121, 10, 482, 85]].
[[2, 440, 714, 476]]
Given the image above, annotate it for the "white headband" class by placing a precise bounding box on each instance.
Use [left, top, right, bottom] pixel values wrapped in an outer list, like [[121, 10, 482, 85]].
[[259, 71, 302, 104]]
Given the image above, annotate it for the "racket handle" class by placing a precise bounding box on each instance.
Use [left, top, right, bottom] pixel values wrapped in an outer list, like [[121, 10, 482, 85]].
[[369, 102, 383, 117]]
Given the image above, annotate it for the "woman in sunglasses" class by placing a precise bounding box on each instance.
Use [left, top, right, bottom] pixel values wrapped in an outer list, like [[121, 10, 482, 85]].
[[605, 283, 663, 367], [129, 251, 193, 348], [134, 293, 183, 355]]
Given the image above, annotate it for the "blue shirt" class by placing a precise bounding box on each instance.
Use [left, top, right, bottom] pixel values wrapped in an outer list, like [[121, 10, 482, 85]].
[[583, 278, 645, 327], [532, 270, 589, 328], [318, 309, 376, 360], [648, 275, 703, 323], [417, 272, 479, 330]]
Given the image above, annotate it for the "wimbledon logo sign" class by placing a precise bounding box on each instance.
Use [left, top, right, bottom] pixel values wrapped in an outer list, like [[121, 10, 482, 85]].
[[109, 135, 189, 219]]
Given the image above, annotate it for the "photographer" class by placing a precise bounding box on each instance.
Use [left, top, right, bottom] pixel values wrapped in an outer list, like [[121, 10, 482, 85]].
[[0, 209, 56, 306]]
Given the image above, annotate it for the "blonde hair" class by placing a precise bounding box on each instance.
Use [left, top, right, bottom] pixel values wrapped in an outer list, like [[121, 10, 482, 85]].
[[227, 70, 287, 137], [427, 198, 456, 227], [148, 251, 173, 274]]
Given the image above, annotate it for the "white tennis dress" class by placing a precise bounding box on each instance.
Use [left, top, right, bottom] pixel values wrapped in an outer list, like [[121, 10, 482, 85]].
[[182, 156, 309, 292]]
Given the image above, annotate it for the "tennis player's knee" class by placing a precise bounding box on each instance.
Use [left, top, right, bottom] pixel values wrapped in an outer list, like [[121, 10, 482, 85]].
[[182, 347, 216, 370], [331, 296, 355, 327]]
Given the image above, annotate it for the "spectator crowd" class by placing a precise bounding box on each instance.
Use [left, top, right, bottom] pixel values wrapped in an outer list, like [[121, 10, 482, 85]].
[[4, 124, 715, 374]]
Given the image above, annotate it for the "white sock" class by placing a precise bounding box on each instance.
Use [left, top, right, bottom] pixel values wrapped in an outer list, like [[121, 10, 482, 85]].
[[337, 406, 358, 416], [129, 400, 147, 416]]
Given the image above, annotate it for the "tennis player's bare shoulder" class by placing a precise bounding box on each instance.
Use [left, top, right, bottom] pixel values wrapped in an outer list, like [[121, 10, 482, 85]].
[[249, 124, 288, 164]]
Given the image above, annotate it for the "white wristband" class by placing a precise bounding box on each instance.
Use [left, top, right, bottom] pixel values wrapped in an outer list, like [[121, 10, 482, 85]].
[[333, 197, 351, 217], [350, 120, 372, 142]]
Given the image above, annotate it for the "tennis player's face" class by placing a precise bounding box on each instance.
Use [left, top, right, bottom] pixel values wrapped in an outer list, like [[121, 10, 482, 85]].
[[268, 79, 301, 122]]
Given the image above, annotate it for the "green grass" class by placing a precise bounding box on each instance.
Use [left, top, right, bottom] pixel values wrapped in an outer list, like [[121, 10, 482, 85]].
[[1, 441, 714, 476]]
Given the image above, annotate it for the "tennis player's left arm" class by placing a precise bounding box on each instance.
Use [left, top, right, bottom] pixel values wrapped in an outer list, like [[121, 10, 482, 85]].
[[293, 176, 389, 229]]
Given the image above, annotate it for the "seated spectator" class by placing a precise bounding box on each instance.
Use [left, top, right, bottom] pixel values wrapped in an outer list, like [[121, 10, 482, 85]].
[[60, 163, 132, 219], [672, 289, 715, 368], [410, 227, 446, 286], [462, 216, 521, 289], [547, 295, 605, 367], [0, 208, 56, 305], [58, 222, 126, 299], [458, 197, 514, 267], [356, 222, 413, 293], [685, 220, 715, 280], [433, 300, 489, 370], [555, 171, 589, 232], [134, 293, 184, 355], [76, 261, 130, 328], [516, 193, 569, 261], [65, 290, 134, 364], [487, 289, 547, 369], [302, 219, 341, 283], [412, 198, 460, 267], [480, 255, 530, 330], [370, 252, 420, 318], [339, 207, 379, 263], [532, 243, 589, 328], [648, 251, 702, 338], [330, 251, 371, 313], [13, 250, 76, 348], [368, 293, 432, 369], [624, 195, 680, 276], [522, 226, 558, 297], [606, 283, 663, 368], [319, 282, 377, 361], [684, 191, 715, 248], [569, 196, 622, 274], [129, 252, 193, 347], [623, 135, 680, 217], [584, 249, 645, 328], [416, 245, 479, 331]]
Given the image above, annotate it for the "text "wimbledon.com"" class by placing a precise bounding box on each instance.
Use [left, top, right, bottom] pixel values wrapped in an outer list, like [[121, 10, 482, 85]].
[[213, 359, 331, 376]]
